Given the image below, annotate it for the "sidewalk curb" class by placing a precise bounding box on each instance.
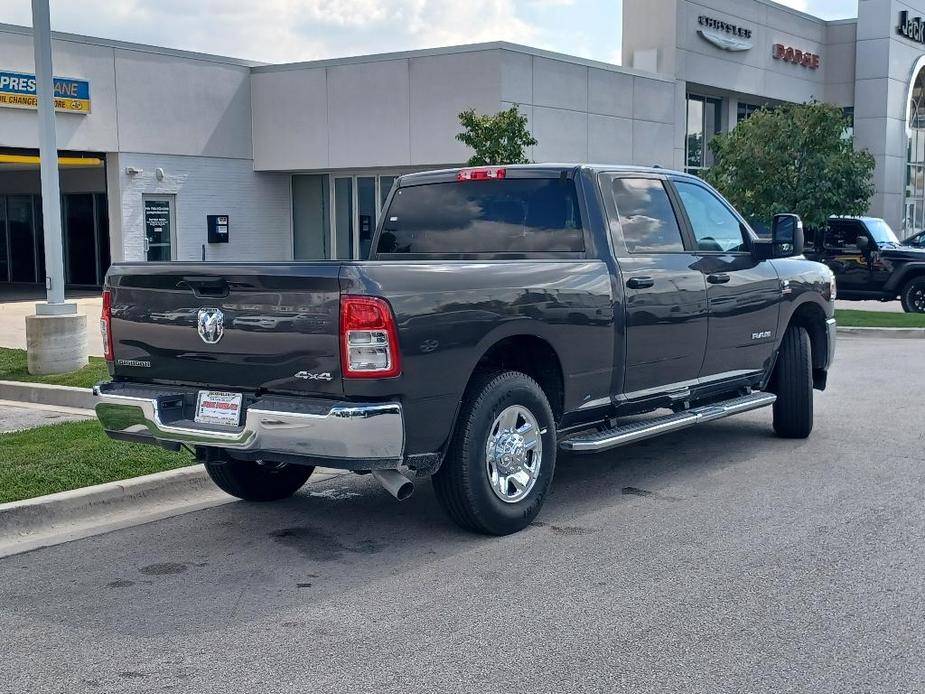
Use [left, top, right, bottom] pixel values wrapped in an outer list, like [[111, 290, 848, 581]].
[[0, 465, 346, 558], [836, 326, 925, 339], [0, 380, 95, 410]]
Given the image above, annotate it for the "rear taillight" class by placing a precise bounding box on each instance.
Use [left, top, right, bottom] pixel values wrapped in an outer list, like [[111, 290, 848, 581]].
[[340, 296, 400, 379], [457, 167, 506, 181], [101, 289, 114, 362]]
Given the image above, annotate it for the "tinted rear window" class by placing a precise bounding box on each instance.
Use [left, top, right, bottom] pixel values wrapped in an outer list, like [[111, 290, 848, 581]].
[[376, 178, 584, 255]]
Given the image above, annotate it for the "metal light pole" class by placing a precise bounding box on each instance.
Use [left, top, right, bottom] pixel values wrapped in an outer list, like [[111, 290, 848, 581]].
[[25, 0, 87, 375], [31, 0, 71, 315]]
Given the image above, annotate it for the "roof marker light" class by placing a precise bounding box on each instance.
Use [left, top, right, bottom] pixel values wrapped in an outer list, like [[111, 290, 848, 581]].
[[457, 167, 507, 181]]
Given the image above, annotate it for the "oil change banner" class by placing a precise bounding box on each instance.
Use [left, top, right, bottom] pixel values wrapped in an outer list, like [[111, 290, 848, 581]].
[[0, 70, 90, 113]]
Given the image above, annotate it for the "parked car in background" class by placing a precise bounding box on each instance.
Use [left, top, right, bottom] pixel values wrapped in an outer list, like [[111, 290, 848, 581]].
[[805, 216, 925, 313]]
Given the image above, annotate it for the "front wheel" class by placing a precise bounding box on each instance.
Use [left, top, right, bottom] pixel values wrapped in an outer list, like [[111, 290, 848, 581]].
[[900, 277, 925, 313], [204, 459, 314, 501], [432, 371, 556, 535], [769, 326, 813, 439]]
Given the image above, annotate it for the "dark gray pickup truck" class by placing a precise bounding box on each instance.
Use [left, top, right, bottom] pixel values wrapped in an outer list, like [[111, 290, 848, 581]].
[[95, 165, 837, 535]]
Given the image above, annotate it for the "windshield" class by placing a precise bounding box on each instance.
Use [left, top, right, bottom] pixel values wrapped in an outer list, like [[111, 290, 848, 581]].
[[865, 219, 900, 244]]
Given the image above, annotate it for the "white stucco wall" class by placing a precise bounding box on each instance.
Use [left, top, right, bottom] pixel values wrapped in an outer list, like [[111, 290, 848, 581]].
[[623, 0, 851, 105], [0, 23, 256, 159], [252, 43, 683, 172]]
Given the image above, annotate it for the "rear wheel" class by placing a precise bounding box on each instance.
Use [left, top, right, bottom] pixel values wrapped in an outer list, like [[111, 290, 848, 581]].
[[433, 371, 556, 535], [900, 277, 925, 313], [204, 459, 314, 501], [769, 326, 813, 439]]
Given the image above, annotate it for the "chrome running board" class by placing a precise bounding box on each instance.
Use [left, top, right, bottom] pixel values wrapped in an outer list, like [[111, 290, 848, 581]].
[[560, 392, 777, 453]]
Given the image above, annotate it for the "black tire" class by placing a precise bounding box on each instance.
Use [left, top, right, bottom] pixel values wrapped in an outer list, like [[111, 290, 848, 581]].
[[204, 459, 314, 501], [432, 371, 556, 536], [900, 277, 925, 313], [769, 326, 813, 439]]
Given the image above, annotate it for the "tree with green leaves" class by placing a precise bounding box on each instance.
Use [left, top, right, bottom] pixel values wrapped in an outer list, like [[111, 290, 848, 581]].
[[704, 101, 875, 229], [456, 104, 538, 166]]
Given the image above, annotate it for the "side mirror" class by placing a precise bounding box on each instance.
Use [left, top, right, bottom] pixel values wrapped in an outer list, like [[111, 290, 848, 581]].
[[855, 235, 871, 254], [771, 214, 805, 258]]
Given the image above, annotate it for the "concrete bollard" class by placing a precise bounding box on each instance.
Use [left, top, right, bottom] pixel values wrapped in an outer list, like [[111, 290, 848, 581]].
[[25, 313, 89, 375]]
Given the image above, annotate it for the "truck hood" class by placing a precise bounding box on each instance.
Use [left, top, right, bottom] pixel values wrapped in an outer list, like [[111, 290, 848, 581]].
[[879, 244, 925, 260]]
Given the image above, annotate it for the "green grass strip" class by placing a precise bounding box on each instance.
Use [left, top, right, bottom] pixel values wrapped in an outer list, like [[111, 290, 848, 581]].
[[0, 419, 193, 504], [835, 309, 925, 328], [0, 347, 109, 388]]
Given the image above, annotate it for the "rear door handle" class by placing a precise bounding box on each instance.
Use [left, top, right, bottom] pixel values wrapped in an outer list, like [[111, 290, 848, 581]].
[[626, 276, 655, 289], [707, 273, 731, 285]]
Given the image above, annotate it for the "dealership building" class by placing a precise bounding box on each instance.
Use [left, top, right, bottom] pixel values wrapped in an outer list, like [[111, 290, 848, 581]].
[[0, 0, 924, 288]]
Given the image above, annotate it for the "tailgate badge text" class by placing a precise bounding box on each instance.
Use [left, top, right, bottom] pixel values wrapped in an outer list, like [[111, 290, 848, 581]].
[[295, 371, 333, 382]]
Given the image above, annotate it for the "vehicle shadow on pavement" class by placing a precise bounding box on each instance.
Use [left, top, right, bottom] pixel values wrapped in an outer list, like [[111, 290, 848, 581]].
[[0, 414, 792, 638]]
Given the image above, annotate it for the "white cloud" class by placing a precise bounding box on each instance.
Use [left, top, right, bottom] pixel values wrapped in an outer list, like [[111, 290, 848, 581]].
[[0, 0, 540, 64]]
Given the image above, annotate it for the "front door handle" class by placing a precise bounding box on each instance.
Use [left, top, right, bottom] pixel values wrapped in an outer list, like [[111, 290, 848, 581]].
[[707, 273, 731, 285], [626, 276, 655, 289]]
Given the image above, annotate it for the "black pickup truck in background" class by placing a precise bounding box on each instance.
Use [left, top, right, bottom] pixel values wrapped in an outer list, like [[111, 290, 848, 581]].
[[805, 216, 925, 313], [95, 165, 837, 535]]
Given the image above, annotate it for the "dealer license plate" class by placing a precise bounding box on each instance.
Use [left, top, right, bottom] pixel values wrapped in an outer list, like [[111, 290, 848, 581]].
[[195, 390, 243, 426]]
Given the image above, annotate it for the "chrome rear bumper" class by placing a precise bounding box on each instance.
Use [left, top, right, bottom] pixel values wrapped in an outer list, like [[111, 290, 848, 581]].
[[94, 381, 404, 465]]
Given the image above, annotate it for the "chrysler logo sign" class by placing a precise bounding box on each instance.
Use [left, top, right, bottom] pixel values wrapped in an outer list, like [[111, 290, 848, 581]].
[[898, 10, 925, 44], [697, 15, 753, 52], [197, 308, 224, 344]]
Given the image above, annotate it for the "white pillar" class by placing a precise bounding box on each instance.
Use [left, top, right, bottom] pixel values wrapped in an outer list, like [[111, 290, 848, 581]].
[[26, 0, 87, 374], [31, 0, 72, 315]]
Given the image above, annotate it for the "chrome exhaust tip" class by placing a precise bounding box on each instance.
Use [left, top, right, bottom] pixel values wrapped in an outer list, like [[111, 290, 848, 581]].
[[371, 469, 414, 501]]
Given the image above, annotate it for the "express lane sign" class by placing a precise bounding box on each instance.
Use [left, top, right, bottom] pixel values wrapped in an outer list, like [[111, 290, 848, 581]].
[[0, 70, 90, 114]]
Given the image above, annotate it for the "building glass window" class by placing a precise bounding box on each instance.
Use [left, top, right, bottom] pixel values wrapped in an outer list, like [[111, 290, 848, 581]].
[[906, 68, 925, 236], [291, 173, 407, 260], [292, 174, 331, 260], [686, 95, 722, 174], [843, 107, 855, 134], [737, 102, 761, 123]]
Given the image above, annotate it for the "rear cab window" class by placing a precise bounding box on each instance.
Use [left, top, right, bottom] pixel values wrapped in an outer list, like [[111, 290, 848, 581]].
[[374, 175, 584, 258]]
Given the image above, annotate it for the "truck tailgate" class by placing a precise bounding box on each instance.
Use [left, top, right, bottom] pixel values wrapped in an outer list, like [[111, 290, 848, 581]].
[[106, 263, 343, 396]]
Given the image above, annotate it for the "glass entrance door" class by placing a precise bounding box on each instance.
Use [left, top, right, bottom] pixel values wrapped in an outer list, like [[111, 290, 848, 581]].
[[143, 195, 175, 261], [8, 196, 37, 283], [64, 194, 98, 286]]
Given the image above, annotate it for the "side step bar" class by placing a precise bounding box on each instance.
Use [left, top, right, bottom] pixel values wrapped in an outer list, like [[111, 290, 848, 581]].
[[560, 392, 777, 453]]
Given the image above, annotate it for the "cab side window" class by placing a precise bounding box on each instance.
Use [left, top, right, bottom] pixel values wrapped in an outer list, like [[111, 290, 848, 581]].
[[825, 222, 864, 252], [674, 180, 749, 253], [606, 177, 685, 254]]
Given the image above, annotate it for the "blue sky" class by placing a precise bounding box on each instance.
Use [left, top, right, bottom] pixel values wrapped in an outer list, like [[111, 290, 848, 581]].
[[0, 0, 859, 65]]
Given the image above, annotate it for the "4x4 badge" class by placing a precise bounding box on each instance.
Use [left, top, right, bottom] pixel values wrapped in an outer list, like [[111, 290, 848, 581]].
[[197, 308, 224, 344], [295, 371, 334, 381]]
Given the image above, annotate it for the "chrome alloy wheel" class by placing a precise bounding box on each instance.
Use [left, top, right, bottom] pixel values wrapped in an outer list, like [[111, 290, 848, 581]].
[[485, 405, 543, 503]]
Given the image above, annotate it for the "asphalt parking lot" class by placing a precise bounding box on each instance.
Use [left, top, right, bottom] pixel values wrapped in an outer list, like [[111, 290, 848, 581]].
[[1, 336, 923, 693]]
